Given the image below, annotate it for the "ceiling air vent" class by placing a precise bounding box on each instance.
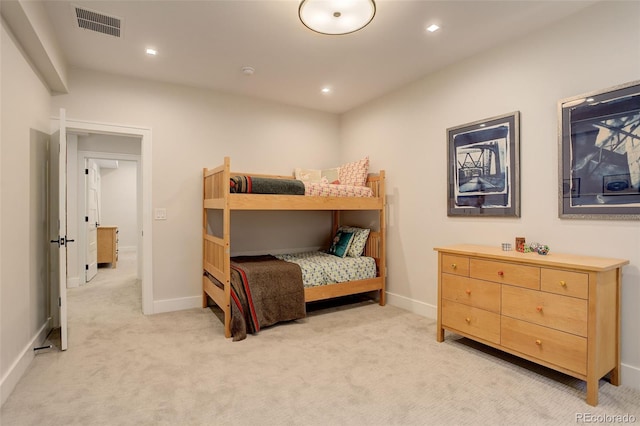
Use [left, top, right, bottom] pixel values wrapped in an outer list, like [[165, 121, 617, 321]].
[[74, 6, 122, 38]]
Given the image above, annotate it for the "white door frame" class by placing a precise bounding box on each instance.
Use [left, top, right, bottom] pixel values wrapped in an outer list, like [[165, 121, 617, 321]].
[[65, 118, 153, 315], [77, 151, 142, 282]]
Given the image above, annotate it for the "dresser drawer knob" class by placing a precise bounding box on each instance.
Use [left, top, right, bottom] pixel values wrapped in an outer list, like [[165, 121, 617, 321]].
[[559, 280, 566, 287], [536, 305, 543, 312], [451, 263, 457, 270], [497, 270, 504, 276], [465, 317, 471, 324], [465, 289, 471, 295], [535, 339, 542, 346]]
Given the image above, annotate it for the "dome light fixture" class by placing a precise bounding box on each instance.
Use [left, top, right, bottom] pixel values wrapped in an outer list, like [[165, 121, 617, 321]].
[[299, 0, 376, 35]]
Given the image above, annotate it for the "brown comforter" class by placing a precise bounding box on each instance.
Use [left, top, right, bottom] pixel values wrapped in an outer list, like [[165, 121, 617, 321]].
[[229, 255, 306, 341]]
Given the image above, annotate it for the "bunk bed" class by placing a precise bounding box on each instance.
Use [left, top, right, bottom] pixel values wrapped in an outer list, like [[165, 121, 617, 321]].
[[203, 157, 386, 339]]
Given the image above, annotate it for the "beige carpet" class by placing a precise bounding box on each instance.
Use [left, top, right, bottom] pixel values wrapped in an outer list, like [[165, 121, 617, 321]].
[[1, 252, 639, 426]]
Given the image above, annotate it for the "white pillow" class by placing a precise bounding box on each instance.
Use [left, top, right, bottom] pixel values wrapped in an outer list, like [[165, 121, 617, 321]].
[[294, 168, 321, 182], [295, 167, 341, 184], [320, 167, 340, 184]]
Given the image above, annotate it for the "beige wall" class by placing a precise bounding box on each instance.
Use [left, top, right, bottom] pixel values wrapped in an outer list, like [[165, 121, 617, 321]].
[[340, 1, 640, 389], [100, 160, 138, 250], [1, 18, 53, 404], [51, 69, 342, 303]]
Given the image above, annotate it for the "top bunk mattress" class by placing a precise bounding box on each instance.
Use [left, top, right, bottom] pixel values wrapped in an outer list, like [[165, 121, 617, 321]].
[[230, 175, 373, 197], [275, 251, 377, 288]]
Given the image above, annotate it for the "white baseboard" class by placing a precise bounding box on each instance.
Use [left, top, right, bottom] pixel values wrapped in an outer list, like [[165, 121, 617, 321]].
[[1, 319, 51, 407], [621, 362, 640, 391], [385, 291, 436, 319], [67, 276, 81, 288], [153, 296, 202, 314]]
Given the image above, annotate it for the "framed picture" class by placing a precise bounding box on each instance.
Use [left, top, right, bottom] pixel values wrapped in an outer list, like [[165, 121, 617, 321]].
[[447, 111, 520, 217], [558, 80, 640, 219]]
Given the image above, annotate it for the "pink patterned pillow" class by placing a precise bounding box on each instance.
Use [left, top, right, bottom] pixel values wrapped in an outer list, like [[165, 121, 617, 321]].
[[339, 157, 369, 187]]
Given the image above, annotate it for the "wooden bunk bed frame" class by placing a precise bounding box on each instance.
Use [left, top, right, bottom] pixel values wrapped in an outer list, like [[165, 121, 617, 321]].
[[203, 157, 386, 338]]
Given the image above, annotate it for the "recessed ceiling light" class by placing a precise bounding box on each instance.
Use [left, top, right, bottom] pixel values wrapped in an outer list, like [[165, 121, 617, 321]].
[[321, 87, 331, 94], [426, 24, 440, 33], [146, 48, 157, 56]]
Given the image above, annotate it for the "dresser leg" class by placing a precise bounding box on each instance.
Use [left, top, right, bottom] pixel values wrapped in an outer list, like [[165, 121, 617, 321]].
[[586, 379, 598, 407], [437, 327, 444, 343], [610, 366, 620, 386]]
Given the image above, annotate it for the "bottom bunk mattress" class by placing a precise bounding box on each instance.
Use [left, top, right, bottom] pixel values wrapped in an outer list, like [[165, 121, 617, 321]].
[[228, 255, 306, 341], [275, 251, 377, 287], [207, 252, 378, 341]]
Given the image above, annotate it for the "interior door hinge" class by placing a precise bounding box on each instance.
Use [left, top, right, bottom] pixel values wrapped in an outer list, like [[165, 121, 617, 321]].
[[58, 297, 61, 307], [85, 216, 89, 222], [85, 264, 89, 271], [85, 168, 89, 175]]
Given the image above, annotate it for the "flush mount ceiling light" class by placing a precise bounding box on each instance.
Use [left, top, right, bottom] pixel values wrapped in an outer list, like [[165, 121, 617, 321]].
[[299, 0, 376, 35]]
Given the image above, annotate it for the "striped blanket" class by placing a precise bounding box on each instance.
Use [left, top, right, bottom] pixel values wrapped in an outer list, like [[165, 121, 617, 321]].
[[230, 175, 305, 195], [229, 255, 306, 341]]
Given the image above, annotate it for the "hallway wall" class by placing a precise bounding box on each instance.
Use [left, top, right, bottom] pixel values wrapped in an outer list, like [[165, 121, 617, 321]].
[[1, 19, 53, 405]]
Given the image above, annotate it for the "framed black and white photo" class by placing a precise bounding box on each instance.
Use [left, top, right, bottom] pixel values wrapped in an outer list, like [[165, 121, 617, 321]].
[[559, 80, 640, 219], [447, 111, 520, 217]]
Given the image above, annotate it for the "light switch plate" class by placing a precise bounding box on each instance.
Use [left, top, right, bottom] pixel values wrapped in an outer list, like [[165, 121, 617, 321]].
[[154, 208, 167, 220]]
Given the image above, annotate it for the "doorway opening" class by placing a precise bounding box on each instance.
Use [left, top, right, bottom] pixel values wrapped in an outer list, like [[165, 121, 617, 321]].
[[65, 119, 153, 314], [74, 144, 141, 287]]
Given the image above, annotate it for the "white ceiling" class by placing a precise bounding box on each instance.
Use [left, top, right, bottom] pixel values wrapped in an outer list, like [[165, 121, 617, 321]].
[[41, 0, 597, 114]]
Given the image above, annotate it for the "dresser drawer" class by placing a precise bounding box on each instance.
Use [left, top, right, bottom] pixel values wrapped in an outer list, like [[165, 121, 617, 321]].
[[502, 285, 587, 337], [441, 299, 500, 344], [441, 254, 469, 277], [442, 274, 500, 313], [501, 316, 587, 375], [541, 268, 588, 299], [470, 259, 540, 289]]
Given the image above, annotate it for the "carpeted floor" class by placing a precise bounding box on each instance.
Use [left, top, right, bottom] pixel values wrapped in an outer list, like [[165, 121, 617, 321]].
[[1, 252, 639, 425]]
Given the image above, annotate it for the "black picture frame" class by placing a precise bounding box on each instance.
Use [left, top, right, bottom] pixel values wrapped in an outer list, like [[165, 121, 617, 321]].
[[447, 111, 520, 217], [558, 80, 640, 220]]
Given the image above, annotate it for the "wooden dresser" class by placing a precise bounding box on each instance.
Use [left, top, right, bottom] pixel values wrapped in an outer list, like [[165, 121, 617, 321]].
[[97, 226, 118, 268], [434, 244, 628, 406]]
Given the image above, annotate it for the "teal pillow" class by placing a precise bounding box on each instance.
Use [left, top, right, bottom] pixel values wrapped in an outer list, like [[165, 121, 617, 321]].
[[338, 226, 370, 257], [328, 230, 355, 258]]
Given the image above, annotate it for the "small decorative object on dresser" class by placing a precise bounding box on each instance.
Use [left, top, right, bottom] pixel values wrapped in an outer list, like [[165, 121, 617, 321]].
[[434, 244, 628, 406]]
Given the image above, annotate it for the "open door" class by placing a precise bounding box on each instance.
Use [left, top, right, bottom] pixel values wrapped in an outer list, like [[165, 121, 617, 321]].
[[85, 159, 100, 282], [49, 108, 69, 350]]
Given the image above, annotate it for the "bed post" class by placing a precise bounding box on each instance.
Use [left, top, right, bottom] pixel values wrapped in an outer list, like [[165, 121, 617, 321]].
[[379, 170, 386, 306], [202, 167, 207, 309], [222, 157, 232, 338], [202, 168, 208, 309]]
